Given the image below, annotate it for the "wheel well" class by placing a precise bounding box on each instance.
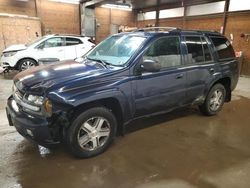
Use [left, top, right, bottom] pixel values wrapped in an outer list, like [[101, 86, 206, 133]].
[[213, 77, 231, 102], [70, 98, 124, 135], [15, 58, 38, 69]]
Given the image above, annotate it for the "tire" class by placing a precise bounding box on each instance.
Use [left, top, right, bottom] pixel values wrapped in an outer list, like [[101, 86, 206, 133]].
[[199, 83, 226, 116], [65, 107, 117, 158], [18, 59, 37, 71]]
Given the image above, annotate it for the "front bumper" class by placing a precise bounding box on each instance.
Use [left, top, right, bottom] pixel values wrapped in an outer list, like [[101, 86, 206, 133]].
[[6, 96, 60, 146], [0, 55, 17, 69]]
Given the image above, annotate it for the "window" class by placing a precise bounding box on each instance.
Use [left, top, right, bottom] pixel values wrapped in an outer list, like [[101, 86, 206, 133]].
[[210, 37, 235, 60], [186, 36, 204, 63], [39, 37, 64, 48], [66, 37, 82, 46], [201, 37, 212, 61], [143, 36, 181, 68]]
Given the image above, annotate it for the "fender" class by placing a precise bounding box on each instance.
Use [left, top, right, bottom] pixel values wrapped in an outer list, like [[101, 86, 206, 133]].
[[49, 87, 133, 124]]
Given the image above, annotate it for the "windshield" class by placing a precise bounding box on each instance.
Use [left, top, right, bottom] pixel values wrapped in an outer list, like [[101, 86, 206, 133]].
[[26, 36, 45, 47], [87, 35, 146, 66]]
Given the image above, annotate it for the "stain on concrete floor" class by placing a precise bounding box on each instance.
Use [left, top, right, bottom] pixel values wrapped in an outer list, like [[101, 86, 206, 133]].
[[0, 73, 250, 188]]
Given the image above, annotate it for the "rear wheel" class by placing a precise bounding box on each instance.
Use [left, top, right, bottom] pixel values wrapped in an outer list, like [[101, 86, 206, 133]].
[[199, 83, 226, 116], [66, 107, 117, 158], [18, 59, 37, 71]]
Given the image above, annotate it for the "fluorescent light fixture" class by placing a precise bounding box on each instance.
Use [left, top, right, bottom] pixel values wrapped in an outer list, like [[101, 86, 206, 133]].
[[49, 0, 80, 4], [101, 3, 132, 11]]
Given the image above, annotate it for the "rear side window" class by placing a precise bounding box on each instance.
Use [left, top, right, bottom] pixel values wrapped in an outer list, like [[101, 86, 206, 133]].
[[185, 36, 204, 63], [185, 36, 213, 64], [201, 37, 212, 62], [66, 37, 83, 46], [143, 36, 181, 68], [210, 37, 235, 60]]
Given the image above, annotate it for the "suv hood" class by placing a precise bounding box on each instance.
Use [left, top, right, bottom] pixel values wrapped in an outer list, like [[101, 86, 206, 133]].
[[3, 44, 27, 52], [14, 60, 119, 94]]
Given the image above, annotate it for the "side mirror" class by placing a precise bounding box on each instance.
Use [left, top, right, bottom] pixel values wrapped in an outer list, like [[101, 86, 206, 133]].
[[140, 59, 161, 73], [37, 43, 44, 50]]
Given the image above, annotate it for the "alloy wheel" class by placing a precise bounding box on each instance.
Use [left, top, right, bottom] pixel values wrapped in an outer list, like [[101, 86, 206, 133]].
[[77, 117, 111, 151], [21, 60, 35, 70], [209, 89, 223, 111]]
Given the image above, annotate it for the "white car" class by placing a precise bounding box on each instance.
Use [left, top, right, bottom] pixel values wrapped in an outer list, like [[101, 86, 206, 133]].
[[0, 34, 95, 71]]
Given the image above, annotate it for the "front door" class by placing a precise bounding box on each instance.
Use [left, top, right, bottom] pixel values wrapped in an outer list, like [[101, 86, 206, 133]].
[[35, 37, 65, 61], [132, 36, 186, 117]]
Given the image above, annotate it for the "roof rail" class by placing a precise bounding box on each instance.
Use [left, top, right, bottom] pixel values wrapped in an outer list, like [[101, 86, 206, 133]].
[[133, 27, 178, 32], [54, 34, 85, 37]]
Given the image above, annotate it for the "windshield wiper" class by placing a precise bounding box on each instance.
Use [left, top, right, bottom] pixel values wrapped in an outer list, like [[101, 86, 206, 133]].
[[87, 57, 111, 68]]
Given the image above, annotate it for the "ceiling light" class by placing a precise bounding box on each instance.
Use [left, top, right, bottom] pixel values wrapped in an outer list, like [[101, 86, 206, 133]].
[[48, 0, 80, 4], [101, 3, 132, 11]]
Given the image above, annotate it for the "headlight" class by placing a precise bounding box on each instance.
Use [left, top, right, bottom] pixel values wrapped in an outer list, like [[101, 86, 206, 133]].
[[27, 94, 44, 105], [3, 51, 17, 57]]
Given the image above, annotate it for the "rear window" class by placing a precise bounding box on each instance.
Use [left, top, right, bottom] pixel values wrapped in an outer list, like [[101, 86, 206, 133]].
[[66, 37, 83, 46], [210, 37, 235, 60]]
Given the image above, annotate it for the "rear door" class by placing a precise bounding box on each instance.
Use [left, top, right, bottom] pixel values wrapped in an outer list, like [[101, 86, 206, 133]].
[[132, 36, 187, 117], [183, 35, 219, 105], [64, 37, 83, 60]]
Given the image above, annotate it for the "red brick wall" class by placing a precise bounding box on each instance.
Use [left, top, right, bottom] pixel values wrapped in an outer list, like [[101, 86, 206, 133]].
[[36, 0, 80, 35], [0, 0, 80, 35], [0, 0, 36, 17], [95, 7, 135, 43], [226, 13, 250, 75]]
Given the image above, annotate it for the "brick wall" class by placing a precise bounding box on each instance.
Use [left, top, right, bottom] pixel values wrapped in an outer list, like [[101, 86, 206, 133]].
[[95, 7, 135, 43], [226, 13, 250, 75], [0, 0, 36, 17], [36, 0, 80, 35], [0, 16, 41, 53], [0, 0, 80, 35]]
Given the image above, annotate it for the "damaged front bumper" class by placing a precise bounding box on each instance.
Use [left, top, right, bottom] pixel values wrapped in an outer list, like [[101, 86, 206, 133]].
[[6, 96, 61, 146]]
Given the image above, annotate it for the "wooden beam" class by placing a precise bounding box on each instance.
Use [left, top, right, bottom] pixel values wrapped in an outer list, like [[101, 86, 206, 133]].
[[182, 0, 187, 29], [222, 0, 230, 35], [155, 0, 160, 26]]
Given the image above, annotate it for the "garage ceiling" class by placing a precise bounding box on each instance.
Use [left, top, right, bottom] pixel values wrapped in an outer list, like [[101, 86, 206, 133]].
[[82, 0, 224, 9]]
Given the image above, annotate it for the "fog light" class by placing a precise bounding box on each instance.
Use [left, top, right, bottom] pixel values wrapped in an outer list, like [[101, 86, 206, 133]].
[[11, 100, 19, 112]]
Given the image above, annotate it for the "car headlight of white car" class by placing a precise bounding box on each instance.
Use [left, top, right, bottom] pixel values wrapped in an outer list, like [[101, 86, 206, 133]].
[[3, 51, 17, 57]]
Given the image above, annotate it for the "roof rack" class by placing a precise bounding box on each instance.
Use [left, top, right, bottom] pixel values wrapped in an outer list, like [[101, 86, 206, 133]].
[[133, 27, 178, 32], [54, 34, 86, 37]]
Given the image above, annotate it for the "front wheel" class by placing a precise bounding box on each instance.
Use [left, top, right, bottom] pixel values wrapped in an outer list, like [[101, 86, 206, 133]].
[[66, 107, 117, 158], [199, 83, 226, 116], [18, 59, 37, 71]]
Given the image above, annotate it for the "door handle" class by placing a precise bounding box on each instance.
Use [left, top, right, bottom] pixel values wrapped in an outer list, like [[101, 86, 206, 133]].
[[58, 49, 64, 52], [175, 73, 184, 79], [209, 68, 215, 74]]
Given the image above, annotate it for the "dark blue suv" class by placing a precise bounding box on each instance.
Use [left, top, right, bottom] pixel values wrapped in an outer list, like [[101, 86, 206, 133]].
[[6, 27, 239, 158]]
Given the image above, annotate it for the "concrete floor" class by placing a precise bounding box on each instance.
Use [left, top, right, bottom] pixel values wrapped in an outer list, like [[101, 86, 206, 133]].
[[0, 72, 250, 188]]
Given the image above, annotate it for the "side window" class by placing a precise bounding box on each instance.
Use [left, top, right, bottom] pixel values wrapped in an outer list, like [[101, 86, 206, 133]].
[[66, 37, 83, 46], [185, 36, 204, 63], [210, 37, 235, 60], [143, 36, 181, 69], [201, 37, 212, 62], [42, 37, 64, 48]]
